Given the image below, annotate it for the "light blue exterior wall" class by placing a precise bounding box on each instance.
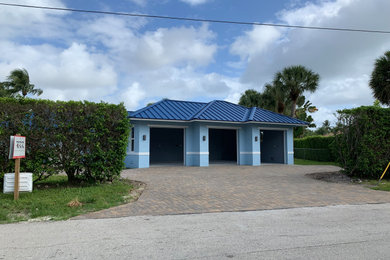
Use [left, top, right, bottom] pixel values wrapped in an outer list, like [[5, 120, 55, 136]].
[[239, 125, 261, 166], [286, 128, 294, 165], [125, 120, 296, 168]]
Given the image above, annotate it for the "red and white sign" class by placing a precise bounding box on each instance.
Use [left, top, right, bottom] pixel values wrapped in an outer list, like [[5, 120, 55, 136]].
[[9, 135, 26, 159]]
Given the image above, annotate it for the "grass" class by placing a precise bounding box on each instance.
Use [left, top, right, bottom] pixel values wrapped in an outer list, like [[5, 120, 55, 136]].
[[294, 158, 339, 166], [363, 179, 390, 191], [0, 176, 134, 224]]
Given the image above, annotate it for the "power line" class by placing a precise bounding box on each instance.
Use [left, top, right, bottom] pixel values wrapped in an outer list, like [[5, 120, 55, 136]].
[[1, 2, 390, 34]]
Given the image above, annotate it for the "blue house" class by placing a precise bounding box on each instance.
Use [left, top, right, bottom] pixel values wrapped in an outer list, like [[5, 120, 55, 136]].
[[125, 99, 307, 168]]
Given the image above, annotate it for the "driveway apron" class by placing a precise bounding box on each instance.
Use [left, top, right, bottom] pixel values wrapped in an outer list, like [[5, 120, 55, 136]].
[[74, 165, 390, 219]]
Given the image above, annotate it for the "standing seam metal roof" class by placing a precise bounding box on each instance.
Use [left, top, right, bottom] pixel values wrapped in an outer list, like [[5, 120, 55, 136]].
[[129, 99, 308, 125]]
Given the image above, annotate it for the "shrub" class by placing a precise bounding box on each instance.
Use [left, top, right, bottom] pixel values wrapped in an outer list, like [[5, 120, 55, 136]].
[[0, 98, 130, 184], [294, 135, 335, 161], [333, 106, 390, 179]]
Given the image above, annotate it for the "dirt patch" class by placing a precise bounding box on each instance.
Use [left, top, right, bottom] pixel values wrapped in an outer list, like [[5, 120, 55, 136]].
[[306, 171, 353, 183], [123, 180, 146, 203]]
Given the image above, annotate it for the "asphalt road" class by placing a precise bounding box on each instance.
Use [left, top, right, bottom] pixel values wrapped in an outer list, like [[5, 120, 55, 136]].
[[1, 203, 390, 259]]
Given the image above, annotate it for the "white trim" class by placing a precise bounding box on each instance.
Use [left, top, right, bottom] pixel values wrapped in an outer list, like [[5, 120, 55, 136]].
[[240, 152, 261, 155], [236, 129, 239, 165], [288, 151, 294, 155], [207, 125, 241, 130], [127, 152, 149, 156], [148, 124, 188, 129], [258, 127, 289, 131], [131, 118, 306, 127], [186, 152, 209, 155]]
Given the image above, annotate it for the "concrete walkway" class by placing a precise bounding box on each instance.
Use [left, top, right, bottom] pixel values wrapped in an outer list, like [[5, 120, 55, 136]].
[[75, 165, 390, 219]]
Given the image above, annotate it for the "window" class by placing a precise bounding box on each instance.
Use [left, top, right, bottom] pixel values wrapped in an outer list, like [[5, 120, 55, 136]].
[[130, 127, 135, 152]]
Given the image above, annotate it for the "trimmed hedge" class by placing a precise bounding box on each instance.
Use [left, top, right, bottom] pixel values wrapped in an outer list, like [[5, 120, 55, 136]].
[[294, 135, 335, 162], [333, 106, 390, 179], [0, 98, 130, 183]]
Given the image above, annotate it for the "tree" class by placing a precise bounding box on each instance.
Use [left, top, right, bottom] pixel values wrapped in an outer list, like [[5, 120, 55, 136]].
[[315, 120, 332, 136], [273, 65, 319, 118], [238, 89, 263, 108], [3, 68, 42, 98], [293, 97, 318, 138], [369, 51, 390, 106], [263, 83, 289, 114], [0, 82, 9, 97], [238, 85, 289, 114]]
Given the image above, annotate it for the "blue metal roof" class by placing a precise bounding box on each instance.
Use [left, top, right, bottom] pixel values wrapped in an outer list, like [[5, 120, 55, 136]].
[[129, 99, 308, 126]]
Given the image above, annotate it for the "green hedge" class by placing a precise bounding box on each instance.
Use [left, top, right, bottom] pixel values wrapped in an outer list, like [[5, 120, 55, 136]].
[[0, 98, 130, 183], [294, 135, 335, 162], [333, 106, 390, 179]]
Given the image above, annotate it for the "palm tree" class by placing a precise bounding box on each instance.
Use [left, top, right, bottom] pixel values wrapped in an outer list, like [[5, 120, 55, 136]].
[[0, 82, 16, 98], [238, 85, 289, 114], [273, 65, 319, 118], [0, 82, 8, 97], [369, 51, 390, 106], [5, 68, 42, 97], [263, 83, 289, 114]]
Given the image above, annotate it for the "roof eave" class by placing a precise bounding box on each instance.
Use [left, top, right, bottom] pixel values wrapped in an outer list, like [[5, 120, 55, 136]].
[[130, 117, 307, 127]]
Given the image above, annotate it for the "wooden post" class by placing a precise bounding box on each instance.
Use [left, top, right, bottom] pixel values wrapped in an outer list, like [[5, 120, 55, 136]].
[[14, 158, 20, 200], [14, 133, 21, 200]]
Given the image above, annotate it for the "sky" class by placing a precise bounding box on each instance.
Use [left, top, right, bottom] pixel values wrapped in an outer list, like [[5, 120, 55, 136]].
[[0, 0, 389, 127]]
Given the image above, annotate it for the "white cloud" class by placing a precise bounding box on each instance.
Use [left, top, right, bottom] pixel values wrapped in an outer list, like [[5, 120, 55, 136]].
[[180, 0, 210, 6], [277, 0, 354, 26], [0, 41, 117, 101], [122, 82, 147, 109], [230, 26, 281, 60], [132, 24, 217, 70], [0, 0, 69, 40], [127, 0, 148, 6], [127, 67, 242, 102], [79, 18, 217, 71], [230, 0, 390, 125]]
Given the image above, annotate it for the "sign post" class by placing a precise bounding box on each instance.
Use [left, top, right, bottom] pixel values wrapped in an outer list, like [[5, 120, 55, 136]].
[[9, 134, 26, 200]]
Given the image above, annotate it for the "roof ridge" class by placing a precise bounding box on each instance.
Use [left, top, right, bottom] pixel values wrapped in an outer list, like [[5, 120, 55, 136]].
[[165, 99, 208, 104], [191, 100, 217, 119], [256, 107, 308, 124], [247, 107, 257, 121], [129, 99, 166, 117]]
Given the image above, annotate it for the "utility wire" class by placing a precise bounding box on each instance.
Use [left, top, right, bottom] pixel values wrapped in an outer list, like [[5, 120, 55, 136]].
[[1, 2, 390, 34]]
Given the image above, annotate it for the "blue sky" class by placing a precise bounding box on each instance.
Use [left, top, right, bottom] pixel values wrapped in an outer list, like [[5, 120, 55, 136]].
[[1, 0, 390, 126]]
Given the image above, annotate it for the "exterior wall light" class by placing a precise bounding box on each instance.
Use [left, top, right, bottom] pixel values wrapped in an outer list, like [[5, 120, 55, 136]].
[[255, 136, 258, 142], [202, 136, 206, 141], [143, 135, 147, 141]]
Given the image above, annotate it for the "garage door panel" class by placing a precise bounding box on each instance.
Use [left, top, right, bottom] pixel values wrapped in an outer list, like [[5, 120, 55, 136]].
[[150, 128, 184, 164], [260, 130, 285, 164]]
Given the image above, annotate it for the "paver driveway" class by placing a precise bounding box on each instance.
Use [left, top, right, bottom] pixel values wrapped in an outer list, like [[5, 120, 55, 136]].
[[75, 165, 390, 219]]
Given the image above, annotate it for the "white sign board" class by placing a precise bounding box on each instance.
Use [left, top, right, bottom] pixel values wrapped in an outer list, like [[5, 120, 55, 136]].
[[9, 135, 26, 159], [3, 173, 33, 193]]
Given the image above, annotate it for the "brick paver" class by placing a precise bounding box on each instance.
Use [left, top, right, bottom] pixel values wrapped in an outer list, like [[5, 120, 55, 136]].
[[74, 165, 390, 219]]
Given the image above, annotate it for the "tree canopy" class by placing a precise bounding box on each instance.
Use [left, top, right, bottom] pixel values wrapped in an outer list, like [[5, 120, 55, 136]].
[[1, 68, 42, 98], [369, 51, 390, 106], [273, 65, 319, 118]]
